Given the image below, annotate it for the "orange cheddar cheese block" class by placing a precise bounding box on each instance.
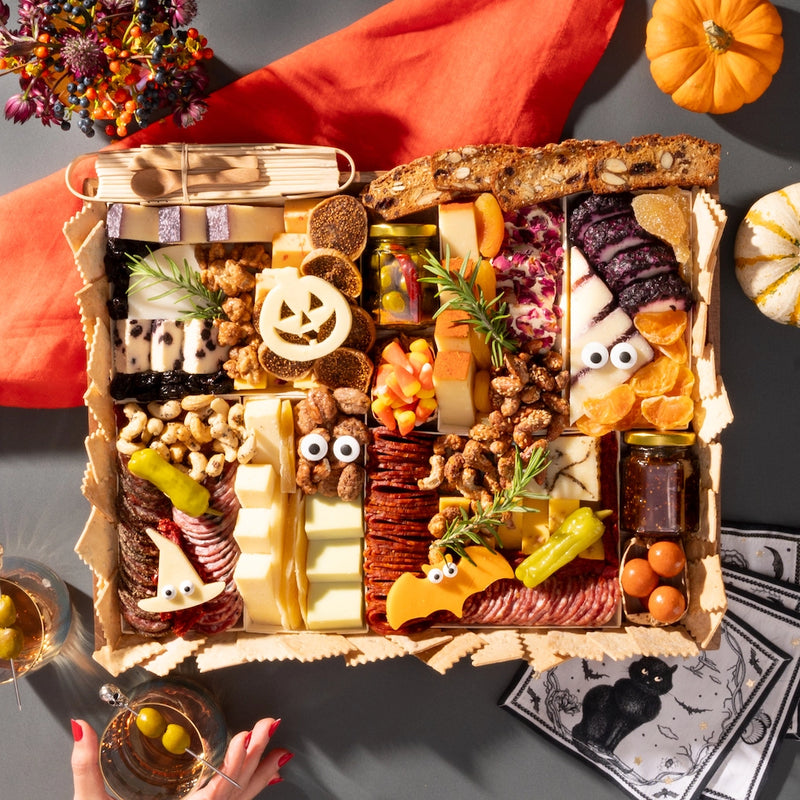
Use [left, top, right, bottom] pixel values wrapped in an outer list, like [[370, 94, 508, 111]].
[[439, 201, 480, 260], [433, 350, 475, 432], [271, 232, 312, 268], [434, 308, 492, 369]]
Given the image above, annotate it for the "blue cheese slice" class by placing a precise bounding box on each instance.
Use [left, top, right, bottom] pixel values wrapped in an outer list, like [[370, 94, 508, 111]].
[[150, 320, 184, 372], [182, 319, 227, 374]]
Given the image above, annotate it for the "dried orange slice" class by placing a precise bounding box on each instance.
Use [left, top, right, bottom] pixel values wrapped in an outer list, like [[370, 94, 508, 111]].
[[632, 191, 691, 264], [667, 365, 696, 397], [582, 384, 636, 424], [633, 310, 688, 346], [640, 394, 694, 430], [574, 416, 614, 438], [628, 356, 680, 397]]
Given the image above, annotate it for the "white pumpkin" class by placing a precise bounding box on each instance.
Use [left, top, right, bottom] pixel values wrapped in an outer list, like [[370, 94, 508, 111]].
[[735, 183, 800, 327]]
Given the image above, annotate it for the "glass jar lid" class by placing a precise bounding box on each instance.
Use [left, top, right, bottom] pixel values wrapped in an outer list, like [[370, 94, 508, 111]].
[[369, 223, 437, 238], [624, 431, 696, 447]]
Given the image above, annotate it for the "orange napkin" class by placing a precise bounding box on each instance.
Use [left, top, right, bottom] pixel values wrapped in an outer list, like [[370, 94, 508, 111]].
[[0, 0, 624, 408]]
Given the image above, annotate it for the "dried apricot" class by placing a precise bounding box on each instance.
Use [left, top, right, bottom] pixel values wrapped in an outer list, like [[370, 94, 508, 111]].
[[582, 384, 636, 424], [632, 191, 691, 264], [640, 394, 694, 430], [574, 416, 613, 438], [474, 193, 505, 259], [628, 356, 680, 397], [633, 310, 688, 346]]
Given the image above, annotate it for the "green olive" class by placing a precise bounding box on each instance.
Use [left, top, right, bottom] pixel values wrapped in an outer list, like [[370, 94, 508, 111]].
[[0, 626, 24, 660], [161, 723, 191, 755], [136, 706, 167, 739], [0, 594, 17, 628]]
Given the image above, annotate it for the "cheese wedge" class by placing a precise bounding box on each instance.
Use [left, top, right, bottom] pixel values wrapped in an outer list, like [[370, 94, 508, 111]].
[[304, 495, 363, 539], [305, 582, 364, 630], [433, 350, 475, 432], [439, 201, 480, 260]]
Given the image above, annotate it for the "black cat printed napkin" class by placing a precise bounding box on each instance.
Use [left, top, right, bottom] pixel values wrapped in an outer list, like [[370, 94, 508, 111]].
[[500, 575, 800, 800]]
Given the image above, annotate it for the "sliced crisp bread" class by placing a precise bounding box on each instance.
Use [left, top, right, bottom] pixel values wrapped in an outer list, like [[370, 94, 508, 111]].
[[414, 630, 484, 674], [491, 139, 598, 211], [431, 143, 527, 194], [360, 156, 460, 220], [344, 634, 408, 666], [470, 629, 525, 667], [589, 134, 720, 195]]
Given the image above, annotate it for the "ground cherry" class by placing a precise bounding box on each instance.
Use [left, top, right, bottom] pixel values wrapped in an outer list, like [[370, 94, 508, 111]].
[[620, 558, 659, 598], [647, 540, 686, 578], [648, 585, 686, 624]]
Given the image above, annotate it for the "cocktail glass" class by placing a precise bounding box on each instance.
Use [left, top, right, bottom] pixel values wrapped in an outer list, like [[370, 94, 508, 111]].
[[99, 677, 229, 799], [0, 555, 73, 691]]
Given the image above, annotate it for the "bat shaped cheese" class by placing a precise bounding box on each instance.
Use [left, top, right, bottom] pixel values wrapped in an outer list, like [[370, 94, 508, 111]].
[[385, 546, 514, 631], [138, 528, 226, 613]]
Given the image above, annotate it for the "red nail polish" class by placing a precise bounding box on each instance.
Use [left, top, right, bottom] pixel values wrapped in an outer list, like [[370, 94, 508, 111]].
[[278, 751, 293, 768], [268, 775, 283, 786], [268, 718, 282, 737], [71, 719, 83, 742], [243, 731, 252, 750]]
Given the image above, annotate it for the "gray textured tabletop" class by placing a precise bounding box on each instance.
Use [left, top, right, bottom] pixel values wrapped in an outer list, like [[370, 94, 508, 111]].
[[1, 1, 799, 798]]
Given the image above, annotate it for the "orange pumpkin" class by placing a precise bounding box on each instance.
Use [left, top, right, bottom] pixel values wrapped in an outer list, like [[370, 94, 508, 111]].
[[645, 0, 783, 114]]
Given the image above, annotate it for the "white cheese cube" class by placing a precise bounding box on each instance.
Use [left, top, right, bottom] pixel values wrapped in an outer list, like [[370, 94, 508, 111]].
[[182, 319, 226, 374], [232, 507, 275, 553], [305, 539, 363, 582], [304, 496, 362, 540], [122, 319, 152, 373], [305, 582, 364, 630], [233, 553, 282, 626], [234, 463, 278, 508], [150, 319, 184, 372], [545, 435, 601, 502]]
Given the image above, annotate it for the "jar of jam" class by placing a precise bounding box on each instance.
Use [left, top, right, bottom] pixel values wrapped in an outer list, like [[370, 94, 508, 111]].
[[366, 224, 437, 325], [620, 431, 700, 537]]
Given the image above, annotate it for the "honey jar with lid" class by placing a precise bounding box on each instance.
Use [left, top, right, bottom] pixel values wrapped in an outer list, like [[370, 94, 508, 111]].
[[620, 431, 700, 538], [366, 223, 437, 325]]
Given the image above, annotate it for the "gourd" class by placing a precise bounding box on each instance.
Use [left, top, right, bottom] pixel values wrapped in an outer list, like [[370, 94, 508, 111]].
[[734, 183, 800, 327], [645, 0, 783, 114]]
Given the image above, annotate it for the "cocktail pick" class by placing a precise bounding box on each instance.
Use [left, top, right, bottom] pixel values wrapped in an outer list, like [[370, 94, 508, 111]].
[[99, 684, 241, 790], [10, 658, 22, 711]]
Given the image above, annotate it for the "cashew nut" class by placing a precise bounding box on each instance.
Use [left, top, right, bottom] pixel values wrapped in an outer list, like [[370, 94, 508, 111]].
[[146, 399, 182, 420], [236, 432, 256, 464], [116, 438, 144, 455], [146, 417, 165, 437], [210, 397, 230, 417], [119, 404, 147, 441], [181, 394, 214, 412], [160, 421, 184, 446], [205, 453, 226, 477], [184, 411, 213, 444], [148, 439, 170, 461], [187, 451, 208, 482]]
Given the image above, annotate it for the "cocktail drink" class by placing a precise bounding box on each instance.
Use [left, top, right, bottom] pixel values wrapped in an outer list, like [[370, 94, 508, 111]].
[[99, 678, 228, 799], [0, 555, 73, 689]]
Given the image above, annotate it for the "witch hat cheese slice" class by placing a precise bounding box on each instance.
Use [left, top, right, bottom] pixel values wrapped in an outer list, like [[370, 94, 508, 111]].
[[138, 528, 226, 613]]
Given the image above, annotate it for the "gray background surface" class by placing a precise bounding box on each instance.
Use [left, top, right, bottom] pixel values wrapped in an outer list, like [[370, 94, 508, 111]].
[[1, 1, 799, 797]]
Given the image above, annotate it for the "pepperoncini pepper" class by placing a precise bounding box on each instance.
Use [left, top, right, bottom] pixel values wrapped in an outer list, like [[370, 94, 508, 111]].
[[515, 507, 610, 588], [127, 449, 210, 517]]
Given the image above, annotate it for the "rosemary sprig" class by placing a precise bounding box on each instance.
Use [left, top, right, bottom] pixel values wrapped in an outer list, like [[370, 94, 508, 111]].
[[431, 446, 549, 563], [419, 249, 518, 368], [125, 250, 226, 321]]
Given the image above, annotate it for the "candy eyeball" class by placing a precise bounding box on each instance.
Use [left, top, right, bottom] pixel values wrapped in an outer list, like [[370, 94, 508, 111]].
[[299, 433, 329, 462], [442, 561, 458, 578], [161, 584, 176, 600], [332, 435, 361, 463], [179, 580, 195, 597], [581, 342, 609, 369], [427, 567, 444, 584], [610, 342, 638, 370]]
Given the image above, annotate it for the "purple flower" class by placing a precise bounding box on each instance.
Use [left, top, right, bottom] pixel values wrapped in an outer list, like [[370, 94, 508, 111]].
[[0, 2, 10, 26], [169, 0, 197, 27], [4, 92, 36, 123], [61, 28, 106, 79], [172, 95, 206, 127]]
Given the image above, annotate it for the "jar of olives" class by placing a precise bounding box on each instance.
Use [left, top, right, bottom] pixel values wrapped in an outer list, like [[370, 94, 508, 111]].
[[366, 224, 437, 325], [620, 431, 700, 538]]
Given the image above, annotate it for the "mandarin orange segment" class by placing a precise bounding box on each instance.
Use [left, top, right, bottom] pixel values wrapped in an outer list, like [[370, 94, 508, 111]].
[[582, 384, 636, 424], [640, 394, 695, 430], [633, 310, 688, 346], [667, 365, 695, 397], [657, 335, 688, 364], [612, 398, 645, 431], [628, 356, 680, 397], [574, 416, 614, 438]]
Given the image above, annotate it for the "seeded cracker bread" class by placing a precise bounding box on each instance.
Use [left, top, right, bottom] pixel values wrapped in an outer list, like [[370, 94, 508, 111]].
[[491, 139, 600, 211], [430, 143, 528, 193], [588, 134, 720, 194], [360, 156, 461, 220]]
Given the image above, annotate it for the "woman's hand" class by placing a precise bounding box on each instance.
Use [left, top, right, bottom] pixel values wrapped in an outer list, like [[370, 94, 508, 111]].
[[71, 717, 292, 800]]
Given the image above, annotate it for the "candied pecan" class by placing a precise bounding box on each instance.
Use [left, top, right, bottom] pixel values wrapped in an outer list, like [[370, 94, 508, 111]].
[[333, 416, 369, 446], [306, 387, 339, 426], [542, 350, 563, 372], [222, 295, 253, 324], [216, 260, 256, 296], [332, 387, 370, 416], [443, 452, 466, 485], [499, 395, 521, 417], [223, 343, 265, 385], [529, 364, 556, 391], [519, 384, 541, 404], [547, 413, 569, 441], [433, 434, 465, 457], [542, 392, 569, 416], [337, 463, 364, 502], [217, 320, 246, 347], [503, 353, 529, 386], [296, 459, 318, 494], [490, 375, 523, 397], [554, 370, 570, 391]]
